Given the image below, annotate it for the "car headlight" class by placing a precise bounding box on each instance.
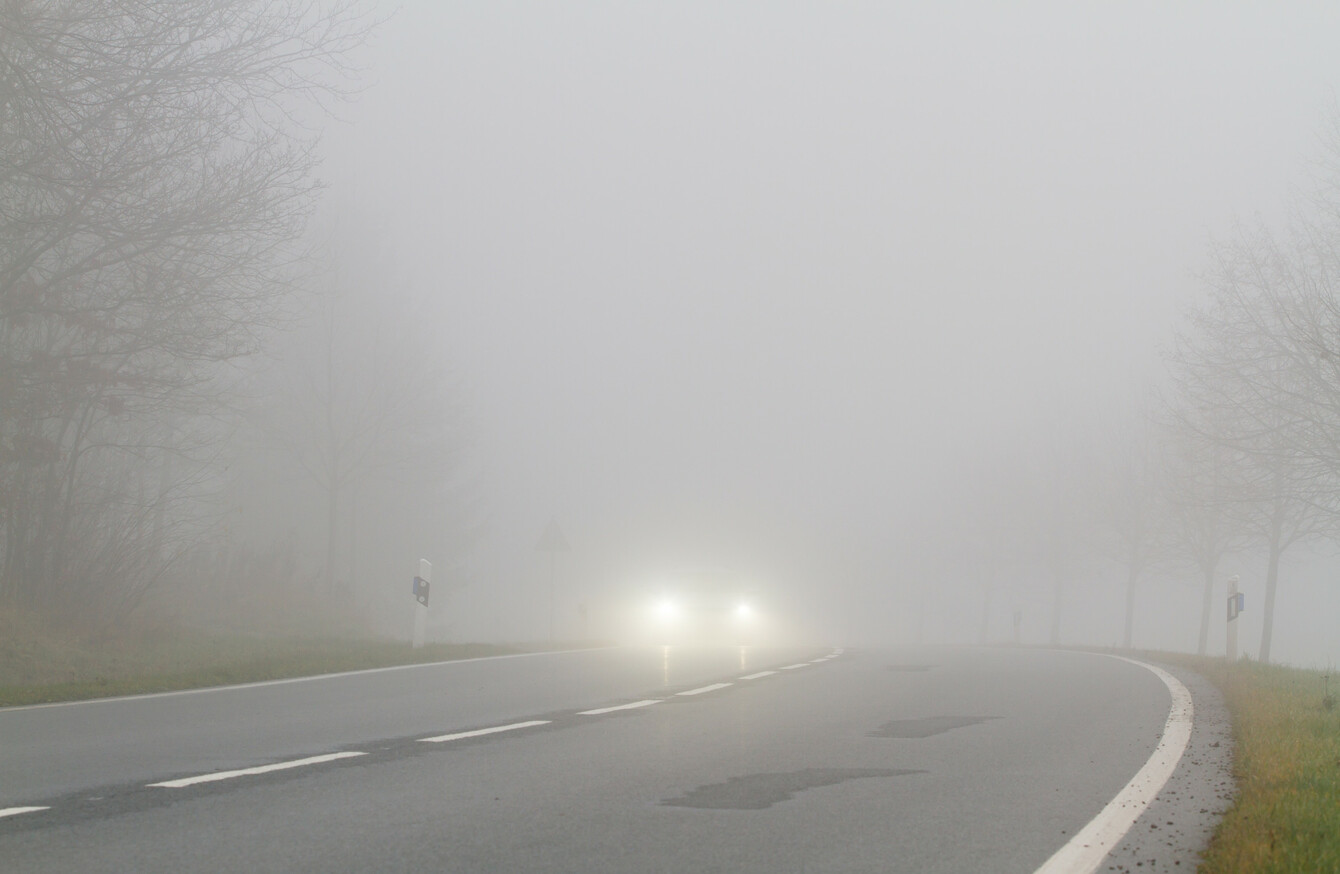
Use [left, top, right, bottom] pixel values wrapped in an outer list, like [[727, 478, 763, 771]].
[[654, 597, 681, 622]]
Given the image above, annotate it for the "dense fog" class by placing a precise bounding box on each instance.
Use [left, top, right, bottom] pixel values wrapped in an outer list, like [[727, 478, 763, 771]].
[[7, 2, 1340, 668]]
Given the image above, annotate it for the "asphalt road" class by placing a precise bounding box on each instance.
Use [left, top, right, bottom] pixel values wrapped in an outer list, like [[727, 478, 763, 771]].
[[0, 645, 1201, 873]]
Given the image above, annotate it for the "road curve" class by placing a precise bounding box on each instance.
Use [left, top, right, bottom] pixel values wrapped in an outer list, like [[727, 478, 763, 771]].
[[0, 645, 1214, 873]]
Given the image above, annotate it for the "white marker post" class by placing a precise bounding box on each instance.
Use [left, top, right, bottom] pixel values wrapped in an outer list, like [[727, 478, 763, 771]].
[[1226, 574, 1241, 661], [413, 558, 430, 649]]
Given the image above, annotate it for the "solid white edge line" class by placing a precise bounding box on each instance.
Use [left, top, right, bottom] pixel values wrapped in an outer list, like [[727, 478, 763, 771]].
[[419, 719, 550, 743], [1032, 655, 1195, 874], [740, 670, 776, 680], [677, 682, 732, 696], [148, 751, 366, 788], [579, 699, 660, 715], [1, 648, 615, 713], [780, 663, 809, 670], [0, 806, 49, 818]]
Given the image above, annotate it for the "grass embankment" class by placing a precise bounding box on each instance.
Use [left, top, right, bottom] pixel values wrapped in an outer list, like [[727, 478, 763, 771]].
[[1164, 655, 1340, 873], [0, 611, 530, 707]]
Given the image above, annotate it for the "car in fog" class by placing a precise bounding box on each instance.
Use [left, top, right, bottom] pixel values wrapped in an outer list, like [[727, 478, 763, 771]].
[[636, 569, 765, 645]]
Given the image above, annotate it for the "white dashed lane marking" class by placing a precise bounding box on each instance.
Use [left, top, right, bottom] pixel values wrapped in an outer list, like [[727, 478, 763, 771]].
[[419, 720, 550, 743], [2, 651, 836, 815], [8, 652, 842, 815], [0, 807, 49, 819], [579, 699, 661, 715], [148, 751, 366, 788], [676, 682, 732, 696]]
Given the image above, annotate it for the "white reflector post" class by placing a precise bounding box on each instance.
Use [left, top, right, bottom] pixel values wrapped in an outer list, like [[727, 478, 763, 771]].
[[413, 559, 431, 649]]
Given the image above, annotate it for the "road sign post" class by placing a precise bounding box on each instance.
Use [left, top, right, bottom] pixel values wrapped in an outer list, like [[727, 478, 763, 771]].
[[1226, 574, 1241, 661], [412, 558, 430, 649]]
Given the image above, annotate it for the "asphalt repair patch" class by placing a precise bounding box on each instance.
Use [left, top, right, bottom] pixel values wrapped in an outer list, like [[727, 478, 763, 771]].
[[660, 768, 924, 810]]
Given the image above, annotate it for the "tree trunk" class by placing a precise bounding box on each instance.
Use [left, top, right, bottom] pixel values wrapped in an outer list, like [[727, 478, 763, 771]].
[[1196, 563, 1215, 656], [347, 480, 358, 597], [325, 476, 339, 598], [1259, 528, 1282, 663]]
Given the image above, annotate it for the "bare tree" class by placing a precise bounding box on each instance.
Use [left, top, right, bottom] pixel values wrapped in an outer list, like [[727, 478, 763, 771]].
[[1168, 224, 1338, 661], [1094, 417, 1167, 650], [926, 435, 1089, 647], [1030, 417, 1105, 647], [1170, 448, 1237, 656], [1155, 417, 1251, 655], [259, 259, 470, 601], [0, 1, 368, 620]]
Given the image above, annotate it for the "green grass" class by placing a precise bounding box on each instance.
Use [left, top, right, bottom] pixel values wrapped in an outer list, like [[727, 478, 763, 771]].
[[0, 609, 546, 707], [1160, 654, 1340, 873]]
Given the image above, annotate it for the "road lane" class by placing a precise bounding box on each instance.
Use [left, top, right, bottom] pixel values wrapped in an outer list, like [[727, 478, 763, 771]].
[[0, 644, 815, 806], [0, 646, 1187, 873]]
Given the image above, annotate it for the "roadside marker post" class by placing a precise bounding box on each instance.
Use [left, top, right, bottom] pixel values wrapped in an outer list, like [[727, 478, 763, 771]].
[[412, 559, 430, 649], [1226, 574, 1242, 661]]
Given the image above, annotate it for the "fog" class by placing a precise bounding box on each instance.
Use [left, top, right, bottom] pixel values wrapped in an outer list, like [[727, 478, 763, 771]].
[[11, 2, 1340, 668], [292, 2, 1340, 663]]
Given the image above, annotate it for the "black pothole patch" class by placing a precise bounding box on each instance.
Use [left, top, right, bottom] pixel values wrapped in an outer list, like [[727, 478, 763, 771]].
[[660, 768, 923, 810], [868, 715, 1001, 738], [885, 664, 935, 672]]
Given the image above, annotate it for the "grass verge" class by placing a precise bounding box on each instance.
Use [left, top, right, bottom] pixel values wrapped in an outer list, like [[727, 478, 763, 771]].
[[0, 610, 603, 708], [0, 638, 526, 708], [1161, 654, 1339, 872]]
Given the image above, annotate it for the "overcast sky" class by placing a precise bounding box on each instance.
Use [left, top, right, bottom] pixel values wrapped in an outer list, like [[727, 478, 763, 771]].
[[315, 2, 1340, 651]]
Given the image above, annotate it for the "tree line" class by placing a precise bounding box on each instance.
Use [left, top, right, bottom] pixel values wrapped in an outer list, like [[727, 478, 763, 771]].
[[1, 1, 466, 631], [938, 117, 1340, 664]]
